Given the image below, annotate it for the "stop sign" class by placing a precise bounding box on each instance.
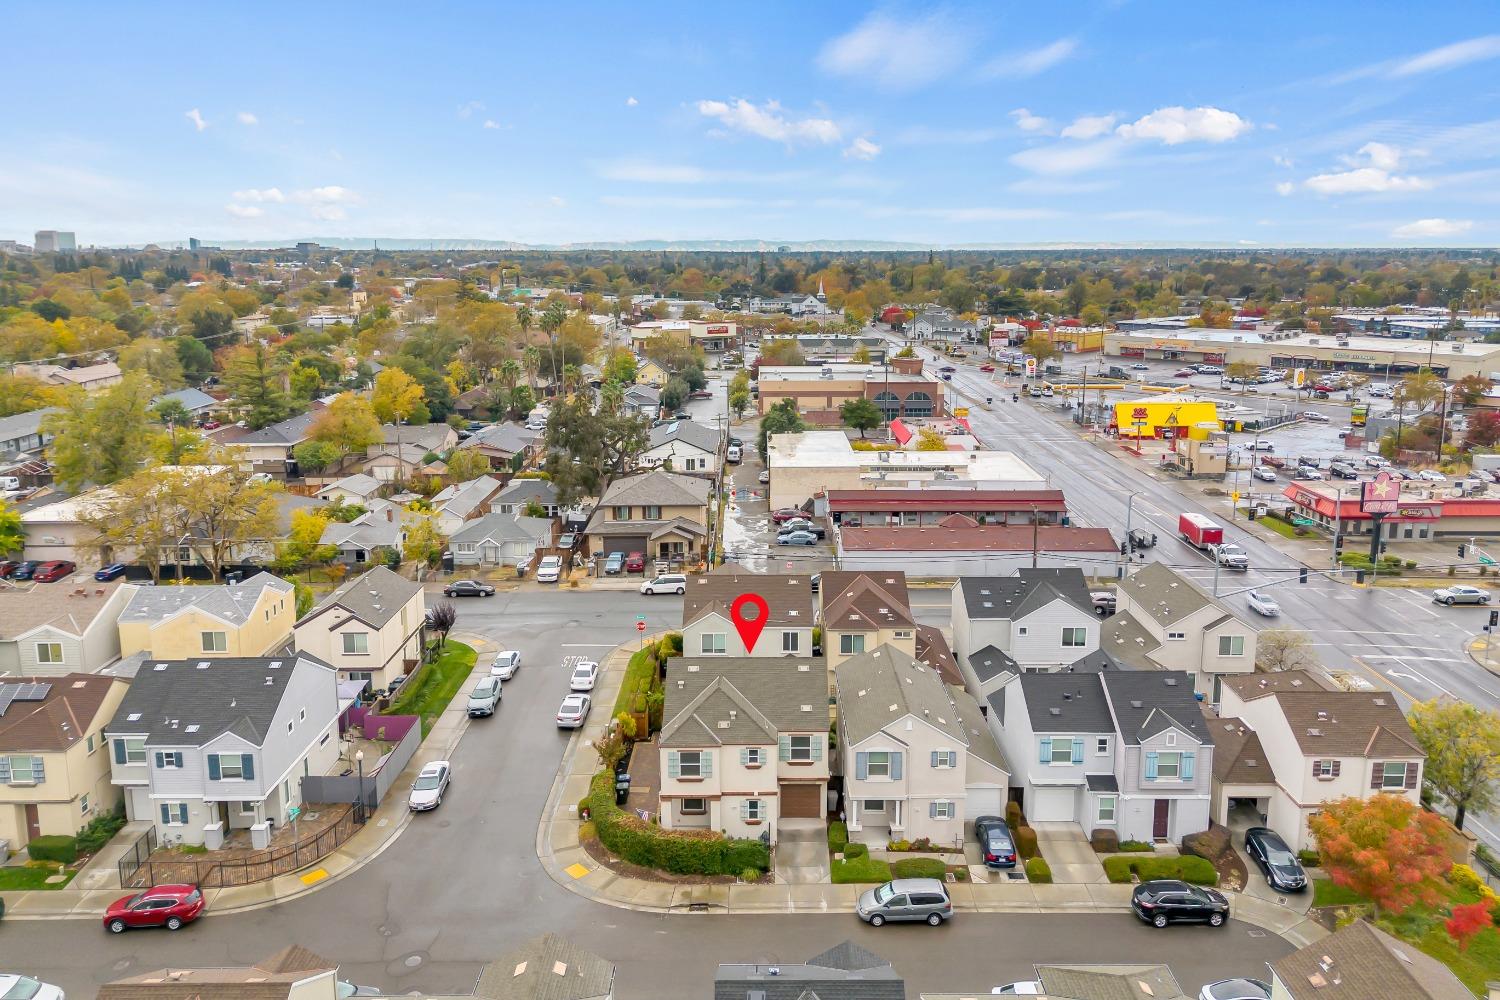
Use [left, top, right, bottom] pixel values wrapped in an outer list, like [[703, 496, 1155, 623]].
[[636, 621, 646, 632]]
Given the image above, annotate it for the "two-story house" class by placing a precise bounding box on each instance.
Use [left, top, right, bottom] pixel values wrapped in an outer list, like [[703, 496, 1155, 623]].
[[429, 475, 504, 535], [989, 670, 1214, 842], [0, 674, 128, 851], [1214, 671, 1424, 850], [819, 571, 917, 670], [104, 654, 340, 845], [657, 656, 829, 841], [640, 420, 723, 479], [1102, 562, 1256, 703], [951, 569, 1100, 695], [293, 566, 425, 690], [491, 477, 563, 517], [835, 646, 1010, 845], [584, 470, 710, 565], [0, 582, 132, 676], [681, 573, 815, 658], [117, 574, 296, 660]]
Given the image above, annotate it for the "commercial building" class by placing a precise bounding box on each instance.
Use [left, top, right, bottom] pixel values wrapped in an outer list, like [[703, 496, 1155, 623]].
[[756, 359, 945, 425], [825, 488, 1068, 527], [1111, 394, 1221, 440], [834, 516, 1117, 577], [33, 230, 76, 253], [1280, 480, 1500, 540]]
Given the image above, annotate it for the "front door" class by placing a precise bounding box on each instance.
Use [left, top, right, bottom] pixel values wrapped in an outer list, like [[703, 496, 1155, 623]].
[[24, 803, 41, 841], [1152, 798, 1170, 840]]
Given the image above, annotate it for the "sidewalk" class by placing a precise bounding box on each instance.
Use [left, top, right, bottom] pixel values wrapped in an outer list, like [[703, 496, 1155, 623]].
[[0, 631, 493, 921], [531, 638, 1329, 945]]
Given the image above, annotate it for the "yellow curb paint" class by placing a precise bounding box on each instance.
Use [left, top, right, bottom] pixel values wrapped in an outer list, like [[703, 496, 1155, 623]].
[[299, 868, 329, 885], [564, 862, 591, 879]]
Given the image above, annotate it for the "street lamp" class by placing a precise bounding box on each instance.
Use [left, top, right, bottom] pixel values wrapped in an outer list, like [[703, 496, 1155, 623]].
[[1120, 490, 1144, 578], [355, 749, 366, 822]]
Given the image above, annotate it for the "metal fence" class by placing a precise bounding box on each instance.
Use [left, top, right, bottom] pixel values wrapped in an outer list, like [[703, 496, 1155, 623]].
[[116, 824, 158, 887], [120, 807, 356, 889]]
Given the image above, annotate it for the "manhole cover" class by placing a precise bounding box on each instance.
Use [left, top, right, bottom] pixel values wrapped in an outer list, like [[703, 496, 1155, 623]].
[[404, 956, 422, 968], [386, 951, 430, 976]]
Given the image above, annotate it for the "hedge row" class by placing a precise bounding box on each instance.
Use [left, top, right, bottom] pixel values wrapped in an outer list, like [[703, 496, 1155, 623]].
[[891, 858, 947, 880], [831, 856, 893, 883], [1102, 854, 1218, 885], [26, 835, 77, 864], [586, 771, 768, 876], [828, 820, 848, 854]]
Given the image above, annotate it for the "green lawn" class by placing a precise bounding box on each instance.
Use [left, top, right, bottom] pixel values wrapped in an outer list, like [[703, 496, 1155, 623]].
[[1312, 877, 1367, 908], [831, 857, 892, 884], [386, 641, 477, 737], [0, 864, 77, 890], [1256, 515, 1307, 540]]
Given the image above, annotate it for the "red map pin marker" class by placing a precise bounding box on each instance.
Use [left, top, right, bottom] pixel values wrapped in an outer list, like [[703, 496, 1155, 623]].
[[730, 593, 769, 654]]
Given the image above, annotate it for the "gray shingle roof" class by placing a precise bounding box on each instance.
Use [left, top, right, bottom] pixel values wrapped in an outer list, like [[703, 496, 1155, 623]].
[[1117, 562, 1226, 627], [1271, 920, 1474, 1000], [496, 477, 558, 505], [461, 422, 540, 457], [1100, 611, 1163, 667], [317, 473, 382, 499], [104, 655, 333, 746], [598, 470, 710, 508], [154, 387, 218, 412], [119, 574, 294, 627], [380, 422, 452, 452], [1017, 673, 1114, 734], [473, 933, 615, 1000], [1067, 649, 1128, 673], [1101, 671, 1212, 746], [660, 657, 828, 748], [432, 475, 502, 518], [682, 573, 814, 629], [715, 942, 903, 1000], [237, 410, 318, 446], [1036, 964, 1187, 1000], [835, 645, 967, 746], [450, 512, 553, 546], [303, 566, 421, 629], [958, 568, 1093, 621], [648, 419, 722, 454], [319, 510, 402, 551], [0, 407, 57, 447], [949, 684, 1008, 774], [968, 644, 1020, 683], [805, 941, 889, 973]]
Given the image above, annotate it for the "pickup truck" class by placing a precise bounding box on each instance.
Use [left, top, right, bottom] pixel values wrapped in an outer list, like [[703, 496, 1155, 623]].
[[1211, 543, 1251, 570]]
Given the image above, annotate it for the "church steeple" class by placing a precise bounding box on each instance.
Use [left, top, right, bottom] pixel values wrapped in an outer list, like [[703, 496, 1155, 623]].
[[816, 280, 826, 301]]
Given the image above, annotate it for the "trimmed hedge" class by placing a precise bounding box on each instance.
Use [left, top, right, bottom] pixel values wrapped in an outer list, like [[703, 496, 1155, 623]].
[[1090, 828, 1119, 853], [828, 820, 848, 854], [891, 857, 947, 880], [586, 771, 768, 876], [843, 842, 868, 859], [1015, 825, 1039, 860], [1025, 857, 1053, 884], [1103, 855, 1218, 885], [26, 835, 77, 864], [1180, 825, 1229, 861], [831, 856, 893, 883], [1005, 801, 1023, 828], [1297, 849, 1321, 868], [1117, 840, 1156, 853]]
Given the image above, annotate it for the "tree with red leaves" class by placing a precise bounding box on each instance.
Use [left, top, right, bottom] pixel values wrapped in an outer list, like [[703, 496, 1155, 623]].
[[1308, 794, 1452, 916], [1446, 901, 1493, 951], [1464, 410, 1500, 451]]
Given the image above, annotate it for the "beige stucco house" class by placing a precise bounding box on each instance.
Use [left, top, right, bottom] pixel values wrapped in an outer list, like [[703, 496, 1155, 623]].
[[819, 571, 918, 671], [293, 566, 425, 690], [681, 572, 815, 658], [117, 574, 296, 660]]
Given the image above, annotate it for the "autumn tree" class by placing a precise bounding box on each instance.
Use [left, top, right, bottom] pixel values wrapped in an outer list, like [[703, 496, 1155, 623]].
[[840, 398, 882, 438], [402, 516, 445, 568], [271, 507, 338, 577], [542, 395, 649, 508], [0, 373, 65, 417], [1453, 374, 1492, 406], [1307, 794, 1452, 915], [444, 448, 494, 484], [176, 289, 235, 343], [43, 373, 165, 490], [601, 348, 637, 385], [371, 367, 426, 425], [851, 344, 873, 364], [292, 440, 344, 473], [758, 398, 805, 458], [915, 427, 949, 451], [1399, 369, 1445, 413], [758, 338, 806, 367], [1020, 334, 1060, 365], [0, 500, 22, 556], [1446, 901, 1493, 951], [1464, 411, 1500, 451], [1255, 629, 1318, 672], [1408, 699, 1500, 831], [309, 392, 382, 454], [177, 466, 283, 581], [119, 338, 186, 388]]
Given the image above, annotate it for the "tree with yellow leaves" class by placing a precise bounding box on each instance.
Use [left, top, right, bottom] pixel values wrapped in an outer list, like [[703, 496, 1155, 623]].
[[371, 367, 426, 425]]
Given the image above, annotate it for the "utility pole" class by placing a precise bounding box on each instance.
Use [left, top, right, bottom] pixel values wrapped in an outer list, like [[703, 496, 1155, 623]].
[[1331, 486, 1343, 571], [1031, 505, 1040, 569]]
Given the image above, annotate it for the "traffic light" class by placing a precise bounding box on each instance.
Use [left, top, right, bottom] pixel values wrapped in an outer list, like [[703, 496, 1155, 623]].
[[1334, 534, 1344, 552], [1460, 544, 1468, 558], [1489, 609, 1498, 629], [1299, 567, 1309, 583]]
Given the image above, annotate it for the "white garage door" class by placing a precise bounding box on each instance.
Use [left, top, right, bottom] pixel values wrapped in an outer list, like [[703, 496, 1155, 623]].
[[1029, 787, 1076, 822], [965, 786, 1004, 820]]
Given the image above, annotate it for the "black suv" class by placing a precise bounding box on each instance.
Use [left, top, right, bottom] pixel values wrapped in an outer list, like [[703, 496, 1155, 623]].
[[1244, 826, 1307, 892], [1131, 880, 1230, 928]]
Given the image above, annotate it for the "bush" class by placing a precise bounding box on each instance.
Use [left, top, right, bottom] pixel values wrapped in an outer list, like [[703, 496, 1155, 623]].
[[1181, 825, 1229, 861], [891, 858, 948, 880], [844, 842, 868, 859], [1026, 858, 1053, 883], [1015, 826, 1039, 860], [888, 838, 911, 852], [1005, 801, 1023, 829], [25, 835, 77, 864], [827, 820, 848, 854], [75, 809, 127, 855], [1090, 828, 1119, 853], [831, 856, 893, 883], [585, 771, 768, 876], [740, 867, 761, 882], [1117, 839, 1156, 853], [1104, 855, 1218, 885], [1298, 849, 1322, 868]]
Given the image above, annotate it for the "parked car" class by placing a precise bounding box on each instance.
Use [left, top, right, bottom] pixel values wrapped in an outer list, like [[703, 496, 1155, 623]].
[[689, 389, 712, 400], [640, 573, 687, 595], [535, 555, 564, 583], [444, 580, 495, 598], [1174, 368, 1197, 378], [973, 815, 1018, 869], [1127, 527, 1156, 549], [856, 878, 953, 926], [1247, 591, 1280, 616], [780, 518, 825, 538], [728, 436, 743, 447], [777, 530, 819, 546], [408, 761, 451, 811], [490, 650, 521, 680], [467, 676, 502, 717], [556, 692, 592, 729], [0, 975, 64, 1000], [939, 365, 956, 372], [557, 532, 577, 549], [603, 552, 625, 575], [1131, 363, 1149, 371], [31, 560, 75, 583], [1244, 826, 1306, 892], [771, 508, 806, 523], [0, 560, 19, 578], [979, 364, 995, 372], [569, 660, 600, 692], [9, 561, 40, 581], [1329, 461, 1359, 480], [103, 884, 205, 934], [1090, 591, 1117, 616], [1417, 469, 1447, 482], [94, 562, 127, 581], [1296, 466, 1324, 480], [1433, 585, 1491, 605], [1300, 411, 1330, 422], [1252, 465, 1277, 482], [1199, 980, 1271, 1000], [758, 469, 770, 484], [1130, 880, 1230, 928], [624, 551, 646, 573]]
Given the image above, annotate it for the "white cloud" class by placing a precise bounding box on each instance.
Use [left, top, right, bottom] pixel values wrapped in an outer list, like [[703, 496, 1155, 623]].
[[1273, 155, 1295, 169], [818, 11, 973, 91], [601, 194, 752, 210], [1010, 108, 1052, 133], [225, 204, 263, 218], [294, 185, 359, 204], [1009, 139, 1124, 175], [843, 137, 881, 161], [1275, 181, 1295, 196], [1303, 167, 1430, 194], [1392, 34, 1500, 77], [696, 99, 841, 145], [1116, 106, 1251, 144], [1392, 218, 1475, 238], [483, 119, 501, 129], [230, 187, 285, 203], [1060, 113, 1116, 140], [1353, 141, 1403, 171], [626, 96, 638, 107], [597, 160, 806, 185], [236, 111, 258, 126], [185, 108, 208, 132], [457, 100, 485, 118], [982, 37, 1077, 78]]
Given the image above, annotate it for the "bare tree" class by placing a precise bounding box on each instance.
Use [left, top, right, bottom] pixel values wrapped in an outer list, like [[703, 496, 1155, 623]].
[[1256, 629, 1318, 673]]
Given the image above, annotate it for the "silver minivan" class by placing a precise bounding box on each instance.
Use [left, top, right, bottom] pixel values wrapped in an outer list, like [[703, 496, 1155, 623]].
[[856, 878, 953, 926]]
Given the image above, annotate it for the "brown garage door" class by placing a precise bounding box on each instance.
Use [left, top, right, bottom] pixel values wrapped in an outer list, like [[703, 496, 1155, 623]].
[[780, 783, 821, 818]]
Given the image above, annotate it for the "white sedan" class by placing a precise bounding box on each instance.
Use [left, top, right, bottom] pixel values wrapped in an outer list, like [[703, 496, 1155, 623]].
[[569, 660, 600, 692], [0, 976, 64, 1000], [1300, 411, 1330, 423], [1252, 466, 1277, 482], [557, 693, 592, 729], [1417, 469, 1447, 482], [490, 650, 521, 680], [1247, 591, 1281, 616]]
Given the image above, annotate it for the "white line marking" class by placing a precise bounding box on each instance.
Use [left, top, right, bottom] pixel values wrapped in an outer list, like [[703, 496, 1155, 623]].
[[561, 643, 617, 647], [1364, 654, 1466, 664]]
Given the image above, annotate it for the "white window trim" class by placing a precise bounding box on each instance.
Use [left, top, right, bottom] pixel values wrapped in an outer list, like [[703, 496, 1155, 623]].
[[678, 750, 703, 779], [1218, 635, 1246, 657], [1095, 737, 1110, 756], [1166, 631, 1186, 641], [681, 797, 707, 815], [865, 751, 891, 779], [1097, 795, 1117, 824], [743, 798, 764, 822], [35, 642, 64, 664], [701, 633, 726, 655], [1156, 752, 1182, 779], [744, 747, 764, 767], [1061, 627, 1087, 648], [342, 632, 371, 656], [932, 800, 956, 820]]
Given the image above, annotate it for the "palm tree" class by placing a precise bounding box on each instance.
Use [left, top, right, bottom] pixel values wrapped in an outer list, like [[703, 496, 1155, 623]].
[[562, 364, 582, 396], [521, 346, 541, 390], [497, 358, 521, 392]]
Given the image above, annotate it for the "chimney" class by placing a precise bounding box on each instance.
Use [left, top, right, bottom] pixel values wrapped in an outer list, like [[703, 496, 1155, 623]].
[[386, 507, 393, 522]]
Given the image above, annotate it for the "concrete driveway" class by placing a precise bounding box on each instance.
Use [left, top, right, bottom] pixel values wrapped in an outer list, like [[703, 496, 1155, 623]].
[[774, 818, 831, 884], [1226, 808, 1312, 914], [1033, 823, 1108, 884]]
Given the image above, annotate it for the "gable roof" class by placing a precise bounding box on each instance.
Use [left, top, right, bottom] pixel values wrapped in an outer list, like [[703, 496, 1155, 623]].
[[648, 418, 722, 454], [317, 473, 382, 499], [1034, 964, 1187, 1000], [154, 386, 218, 412], [820, 571, 914, 631], [0, 673, 124, 752], [715, 942, 903, 1000], [598, 469, 710, 508], [380, 422, 452, 452], [1016, 672, 1115, 734], [958, 568, 1094, 621], [450, 512, 553, 546], [1099, 611, 1164, 666], [835, 645, 967, 746], [1270, 919, 1474, 1000], [949, 684, 1009, 773], [682, 573, 814, 630], [433, 474, 503, 517], [496, 477, 559, 505], [302, 565, 422, 629], [98, 945, 338, 1000], [473, 933, 615, 1000], [236, 409, 317, 446], [968, 644, 1020, 684], [1222, 670, 1331, 698], [461, 422, 541, 457], [1209, 716, 1274, 784], [1101, 671, 1213, 747], [1269, 691, 1421, 757], [660, 657, 828, 747], [319, 509, 402, 551], [1116, 562, 1230, 627], [104, 655, 333, 746], [914, 624, 961, 685], [0, 581, 126, 640], [120, 573, 294, 629]]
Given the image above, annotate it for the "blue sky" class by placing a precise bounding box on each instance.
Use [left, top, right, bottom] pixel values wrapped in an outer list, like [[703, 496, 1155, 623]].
[[4, 1, 1498, 247]]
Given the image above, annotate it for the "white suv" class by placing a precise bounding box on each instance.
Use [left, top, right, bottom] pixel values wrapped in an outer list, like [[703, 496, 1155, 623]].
[[535, 555, 564, 583]]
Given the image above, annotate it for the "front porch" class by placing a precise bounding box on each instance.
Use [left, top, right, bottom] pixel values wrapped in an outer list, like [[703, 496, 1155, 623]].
[[846, 797, 906, 846]]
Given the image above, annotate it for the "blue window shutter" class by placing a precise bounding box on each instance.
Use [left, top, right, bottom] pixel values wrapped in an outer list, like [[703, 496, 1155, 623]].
[[929, 801, 938, 819], [855, 752, 868, 780], [0, 758, 9, 783], [1182, 752, 1195, 781], [242, 754, 255, 780], [667, 751, 679, 779], [891, 753, 902, 780], [155, 752, 164, 768], [701, 753, 712, 778], [32, 757, 43, 784], [160, 803, 170, 825], [1039, 737, 1052, 763], [113, 740, 126, 765], [174, 752, 183, 768], [740, 748, 749, 766], [1145, 751, 1159, 781], [810, 738, 822, 761], [176, 804, 188, 824], [931, 750, 940, 768], [208, 754, 221, 780], [1071, 739, 1084, 764], [779, 736, 792, 761]]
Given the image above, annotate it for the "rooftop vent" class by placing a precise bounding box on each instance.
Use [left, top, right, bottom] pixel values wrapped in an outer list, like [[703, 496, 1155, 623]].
[[264, 677, 275, 686], [1373, 696, 1388, 706], [717, 720, 731, 729], [1131, 700, 1143, 709], [185, 724, 199, 733], [797, 663, 810, 672], [801, 704, 812, 712], [127, 712, 141, 721], [1164, 677, 1178, 686], [196, 661, 210, 669], [269, 661, 282, 669], [1049, 707, 1062, 716], [1306, 727, 1323, 737], [153, 664, 168, 671], [687, 664, 699, 672]]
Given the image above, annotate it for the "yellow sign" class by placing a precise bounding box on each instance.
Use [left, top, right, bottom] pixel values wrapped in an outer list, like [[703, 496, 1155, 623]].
[[953, 407, 970, 416]]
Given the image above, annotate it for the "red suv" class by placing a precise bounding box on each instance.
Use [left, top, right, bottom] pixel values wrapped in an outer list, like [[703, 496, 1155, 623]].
[[31, 560, 76, 582], [624, 551, 646, 573], [104, 884, 205, 933]]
